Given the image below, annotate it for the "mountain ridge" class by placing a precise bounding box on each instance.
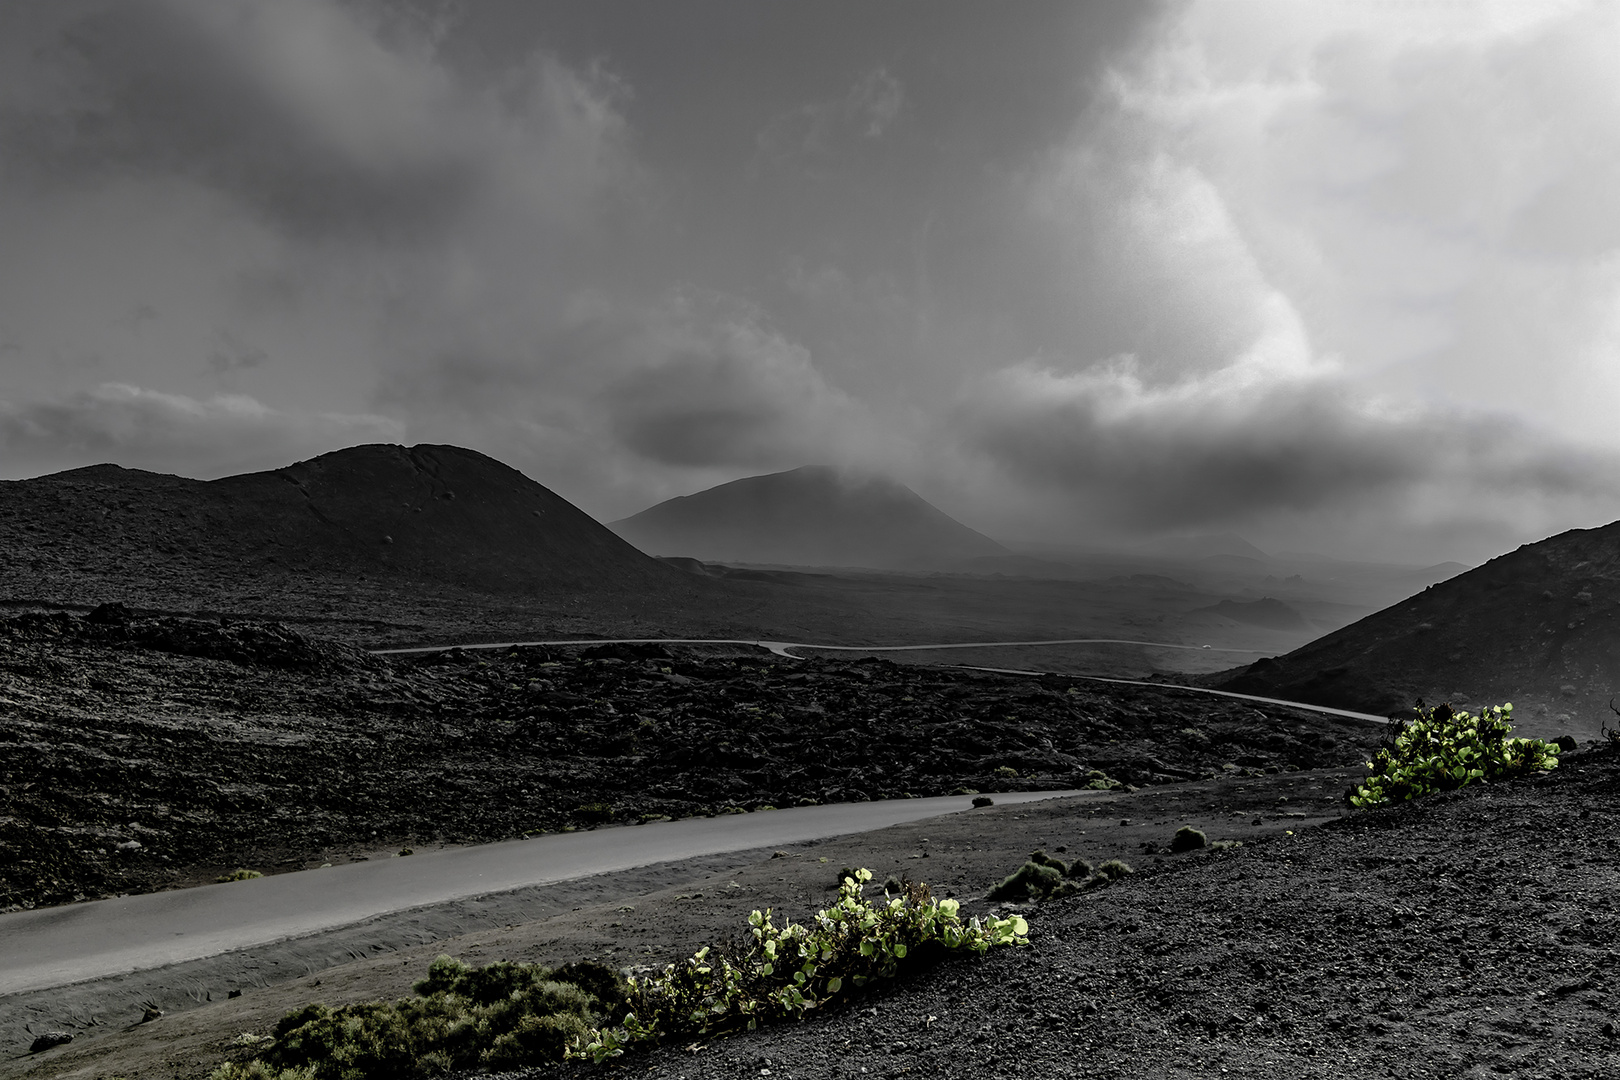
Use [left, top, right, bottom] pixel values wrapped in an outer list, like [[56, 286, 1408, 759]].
[[0, 443, 688, 613], [1206, 519, 1620, 739], [610, 465, 1008, 570]]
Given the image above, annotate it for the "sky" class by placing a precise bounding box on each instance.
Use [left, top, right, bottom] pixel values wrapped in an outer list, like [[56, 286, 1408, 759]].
[[3, 0, 1620, 565]]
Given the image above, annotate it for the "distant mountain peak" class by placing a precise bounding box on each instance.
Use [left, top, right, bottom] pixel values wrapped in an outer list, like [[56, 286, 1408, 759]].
[[611, 467, 1006, 570]]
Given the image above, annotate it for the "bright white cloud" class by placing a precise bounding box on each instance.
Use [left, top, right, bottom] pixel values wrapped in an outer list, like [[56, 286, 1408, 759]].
[[976, 0, 1620, 555]]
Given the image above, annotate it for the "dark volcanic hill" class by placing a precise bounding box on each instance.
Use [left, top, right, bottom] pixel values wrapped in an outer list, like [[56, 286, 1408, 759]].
[[609, 465, 1007, 570], [1208, 520, 1620, 739], [0, 444, 688, 618]]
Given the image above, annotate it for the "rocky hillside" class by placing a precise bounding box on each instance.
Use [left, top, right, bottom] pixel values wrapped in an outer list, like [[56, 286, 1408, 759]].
[[0, 444, 690, 614], [1209, 519, 1620, 739], [0, 608, 1375, 911], [610, 466, 1007, 570]]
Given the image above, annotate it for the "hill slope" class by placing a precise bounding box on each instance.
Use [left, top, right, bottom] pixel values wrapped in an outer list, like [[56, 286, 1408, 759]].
[[1208, 520, 1620, 738], [610, 466, 1007, 570], [0, 444, 685, 613]]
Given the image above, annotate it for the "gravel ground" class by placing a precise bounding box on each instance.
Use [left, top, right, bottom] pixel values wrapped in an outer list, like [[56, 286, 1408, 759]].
[[515, 744, 1620, 1080]]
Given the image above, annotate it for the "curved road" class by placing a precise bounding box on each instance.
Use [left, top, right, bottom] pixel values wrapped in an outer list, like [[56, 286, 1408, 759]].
[[2, 636, 1385, 999], [0, 790, 1087, 997], [374, 636, 1264, 660], [375, 636, 1390, 726]]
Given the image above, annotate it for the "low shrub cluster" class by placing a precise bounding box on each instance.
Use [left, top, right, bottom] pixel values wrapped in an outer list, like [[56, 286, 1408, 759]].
[[212, 871, 1027, 1077], [208, 958, 625, 1080], [577, 869, 1028, 1062], [984, 850, 1132, 902], [1348, 702, 1559, 809]]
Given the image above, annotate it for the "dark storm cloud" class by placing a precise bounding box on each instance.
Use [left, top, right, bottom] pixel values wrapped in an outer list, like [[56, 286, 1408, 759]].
[[2, 2, 488, 243], [963, 358, 1620, 531]]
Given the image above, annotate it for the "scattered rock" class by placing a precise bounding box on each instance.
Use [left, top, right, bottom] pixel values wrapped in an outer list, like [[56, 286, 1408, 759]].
[[29, 1032, 72, 1053]]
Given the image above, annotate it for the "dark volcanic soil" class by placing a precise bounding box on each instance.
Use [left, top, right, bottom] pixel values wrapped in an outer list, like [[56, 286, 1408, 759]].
[[0, 610, 1378, 912], [521, 745, 1620, 1080]]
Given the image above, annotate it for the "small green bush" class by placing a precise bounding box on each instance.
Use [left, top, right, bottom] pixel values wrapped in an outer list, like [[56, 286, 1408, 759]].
[[573, 869, 1028, 1062], [213, 957, 624, 1080], [1028, 850, 1068, 872], [1169, 826, 1207, 853], [993, 765, 1019, 779], [971, 796, 994, 808], [209, 1065, 314, 1080], [1349, 702, 1559, 809], [985, 850, 1127, 901], [216, 869, 264, 883], [985, 861, 1065, 902]]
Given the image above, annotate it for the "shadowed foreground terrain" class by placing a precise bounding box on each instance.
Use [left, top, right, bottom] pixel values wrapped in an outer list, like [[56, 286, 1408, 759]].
[[520, 746, 1618, 1080], [17, 747, 1613, 1079]]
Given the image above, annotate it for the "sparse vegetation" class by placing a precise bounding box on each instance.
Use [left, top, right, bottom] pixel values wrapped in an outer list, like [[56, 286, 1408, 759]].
[[215, 868, 263, 883], [1170, 826, 1207, 853], [574, 869, 1028, 1063], [985, 849, 1117, 901], [208, 956, 625, 1080], [1348, 702, 1559, 809], [214, 873, 1014, 1075]]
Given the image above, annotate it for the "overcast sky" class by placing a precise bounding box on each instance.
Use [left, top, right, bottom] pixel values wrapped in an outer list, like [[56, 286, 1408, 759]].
[[4, 0, 1620, 564]]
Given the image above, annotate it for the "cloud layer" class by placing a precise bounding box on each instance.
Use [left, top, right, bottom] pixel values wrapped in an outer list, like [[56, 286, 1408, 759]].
[[2, 1, 1619, 562]]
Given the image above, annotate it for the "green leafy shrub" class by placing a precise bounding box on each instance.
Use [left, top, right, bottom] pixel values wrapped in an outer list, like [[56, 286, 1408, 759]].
[[573, 869, 1028, 1062], [211, 958, 624, 1080], [1348, 702, 1559, 809], [986, 850, 1123, 901], [209, 1065, 314, 1080], [216, 869, 263, 883], [1094, 859, 1133, 881], [993, 765, 1019, 779], [986, 861, 1065, 901]]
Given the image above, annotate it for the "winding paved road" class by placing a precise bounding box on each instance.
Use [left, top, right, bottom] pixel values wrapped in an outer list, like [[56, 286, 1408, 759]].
[[374, 636, 1264, 660], [1, 635, 1386, 1000], [0, 791, 1086, 997]]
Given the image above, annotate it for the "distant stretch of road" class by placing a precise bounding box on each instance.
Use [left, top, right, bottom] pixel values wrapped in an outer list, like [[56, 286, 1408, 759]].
[[374, 637, 1391, 726], [0, 790, 1087, 997], [375, 636, 1265, 659]]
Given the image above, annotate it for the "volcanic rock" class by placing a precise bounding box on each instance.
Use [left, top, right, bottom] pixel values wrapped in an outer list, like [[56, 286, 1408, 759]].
[[1207, 519, 1620, 738], [29, 1032, 72, 1053], [0, 444, 689, 613]]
